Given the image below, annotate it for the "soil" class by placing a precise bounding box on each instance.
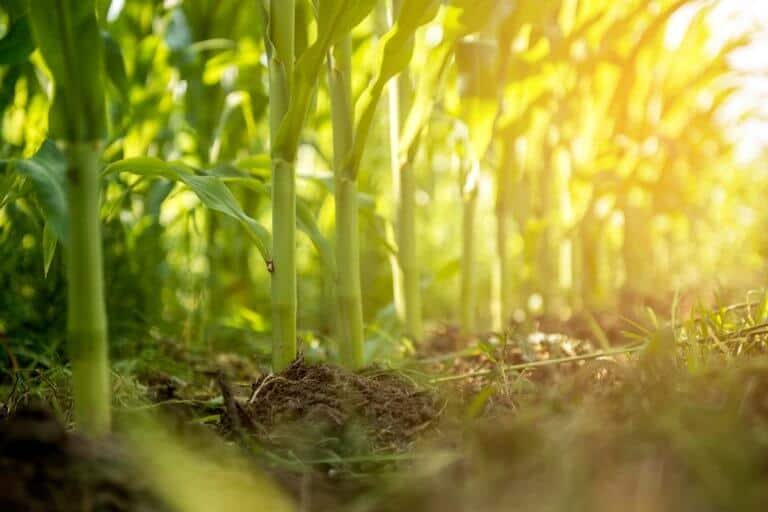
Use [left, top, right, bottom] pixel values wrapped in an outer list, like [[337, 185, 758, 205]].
[[0, 406, 168, 512], [6, 308, 765, 512], [365, 360, 768, 512], [220, 357, 443, 456]]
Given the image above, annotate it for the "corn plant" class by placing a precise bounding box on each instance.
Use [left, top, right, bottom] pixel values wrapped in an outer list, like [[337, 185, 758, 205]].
[[380, 0, 501, 342], [324, 0, 502, 362], [24, 0, 111, 434], [385, 0, 425, 343], [263, 0, 377, 368], [327, 35, 363, 366], [324, 0, 443, 366], [452, 38, 500, 333], [264, 0, 297, 370], [457, 131, 479, 334]]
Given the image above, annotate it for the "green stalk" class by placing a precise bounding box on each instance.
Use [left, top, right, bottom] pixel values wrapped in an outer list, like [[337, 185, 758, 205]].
[[388, 0, 423, 342], [268, 0, 296, 370], [460, 166, 479, 335], [28, 0, 112, 435], [386, 60, 406, 326], [540, 141, 573, 315], [623, 199, 652, 300], [65, 142, 111, 434], [492, 142, 513, 331], [398, 158, 422, 340], [328, 37, 364, 368]]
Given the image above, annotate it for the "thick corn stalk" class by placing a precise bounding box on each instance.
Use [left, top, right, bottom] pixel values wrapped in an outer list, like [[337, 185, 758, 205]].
[[268, 0, 297, 370], [328, 37, 364, 368], [27, 0, 111, 434]]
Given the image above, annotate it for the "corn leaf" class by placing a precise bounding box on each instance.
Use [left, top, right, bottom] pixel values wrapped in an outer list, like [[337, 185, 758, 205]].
[[42, 221, 57, 277], [274, 0, 376, 161], [347, 0, 440, 176], [297, 199, 336, 274], [105, 158, 273, 267], [13, 140, 69, 242], [443, 0, 503, 39], [396, 26, 462, 156], [101, 31, 130, 104], [203, 162, 337, 273]]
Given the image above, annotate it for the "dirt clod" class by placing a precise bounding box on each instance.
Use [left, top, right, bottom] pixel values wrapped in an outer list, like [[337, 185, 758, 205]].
[[225, 357, 442, 453]]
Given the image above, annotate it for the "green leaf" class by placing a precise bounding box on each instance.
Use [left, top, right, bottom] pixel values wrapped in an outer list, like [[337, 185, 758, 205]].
[[396, 0, 500, 164], [236, 154, 272, 177], [443, 0, 506, 39], [200, 162, 337, 273], [274, 0, 377, 161], [0, 15, 35, 66], [144, 180, 175, 219], [0, 161, 19, 208], [348, 0, 440, 174], [101, 31, 130, 103], [296, 199, 336, 274], [398, 44, 452, 162], [297, 171, 375, 210], [464, 385, 495, 421], [105, 158, 273, 267], [13, 140, 68, 242], [95, 0, 111, 24], [43, 221, 57, 277]]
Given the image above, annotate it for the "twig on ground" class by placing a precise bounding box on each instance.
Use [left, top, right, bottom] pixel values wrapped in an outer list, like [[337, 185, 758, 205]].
[[430, 344, 645, 384]]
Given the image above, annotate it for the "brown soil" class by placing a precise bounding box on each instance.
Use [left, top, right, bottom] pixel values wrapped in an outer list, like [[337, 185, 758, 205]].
[[220, 357, 442, 456], [420, 327, 600, 409], [365, 360, 768, 512], [422, 324, 466, 355], [0, 406, 167, 512]]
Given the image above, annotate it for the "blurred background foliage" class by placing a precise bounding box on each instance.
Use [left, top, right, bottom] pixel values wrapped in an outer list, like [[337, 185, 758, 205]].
[[1, 0, 766, 371]]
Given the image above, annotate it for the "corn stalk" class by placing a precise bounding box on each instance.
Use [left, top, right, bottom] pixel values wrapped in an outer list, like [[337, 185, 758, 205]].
[[265, 0, 377, 368], [384, 0, 427, 342], [327, 36, 364, 368], [266, 0, 297, 370], [27, 0, 111, 434]]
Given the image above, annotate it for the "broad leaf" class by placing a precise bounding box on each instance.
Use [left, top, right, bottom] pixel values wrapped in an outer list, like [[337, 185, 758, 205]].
[[347, 0, 440, 176], [105, 158, 273, 267], [273, 0, 376, 161], [396, 1, 501, 165], [102, 31, 130, 103], [13, 140, 68, 242], [43, 221, 57, 277], [297, 199, 336, 274]]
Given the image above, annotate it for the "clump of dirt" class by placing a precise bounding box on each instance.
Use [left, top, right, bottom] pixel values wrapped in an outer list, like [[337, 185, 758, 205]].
[[0, 406, 168, 512], [139, 371, 183, 402], [222, 358, 442, 455], [422, 325, 466, 355]]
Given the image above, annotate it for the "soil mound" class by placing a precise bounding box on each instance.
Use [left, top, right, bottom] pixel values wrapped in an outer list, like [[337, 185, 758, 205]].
[[223, 358, 442, 454]]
